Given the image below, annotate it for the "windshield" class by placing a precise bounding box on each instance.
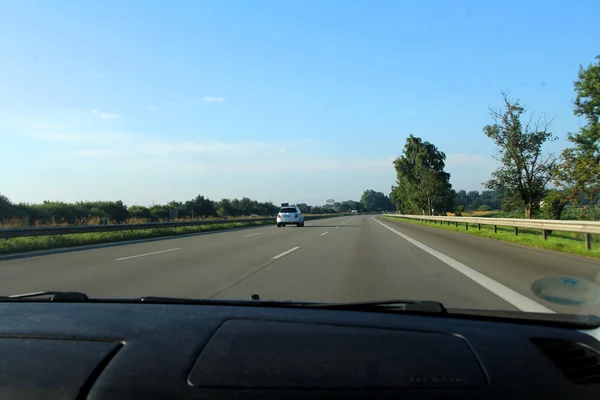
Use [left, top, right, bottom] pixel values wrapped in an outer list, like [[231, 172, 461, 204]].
[[1, 1, 599, 321]]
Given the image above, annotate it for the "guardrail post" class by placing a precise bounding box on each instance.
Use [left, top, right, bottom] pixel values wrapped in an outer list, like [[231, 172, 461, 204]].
[[477, 223, 481, 231], [465, 223, 468, 231], [585, 233, 591, 250], [447, 221, 450, 226], [455, 221, 458, 227], [542, 230, 547, 240], [493, 225, 497, 234], [514, 227, 518, 236]]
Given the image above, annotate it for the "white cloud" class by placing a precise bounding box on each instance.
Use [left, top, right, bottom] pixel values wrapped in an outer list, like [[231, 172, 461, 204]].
[[30, 130, 393, 175], [90, 109, 121, 120], [26, 131, 108, 144], [202, 96, 226, 103], [446, 153, 485, 166], [59, 149, 121, 158]]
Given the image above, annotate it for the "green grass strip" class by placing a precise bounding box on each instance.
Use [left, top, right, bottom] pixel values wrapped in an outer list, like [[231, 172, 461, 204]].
[[383, 216, 600, 260]]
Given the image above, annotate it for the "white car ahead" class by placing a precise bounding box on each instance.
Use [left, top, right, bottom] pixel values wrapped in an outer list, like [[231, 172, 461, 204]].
[[277, 206, 304, 227]]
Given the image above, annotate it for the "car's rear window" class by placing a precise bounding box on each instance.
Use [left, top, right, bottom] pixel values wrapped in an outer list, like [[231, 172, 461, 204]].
[[280, 207, 297, 213]]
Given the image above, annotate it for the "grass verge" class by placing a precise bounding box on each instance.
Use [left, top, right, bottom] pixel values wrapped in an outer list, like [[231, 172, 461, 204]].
[[0, 220, 274, 255], [383, 216, 600, 260]]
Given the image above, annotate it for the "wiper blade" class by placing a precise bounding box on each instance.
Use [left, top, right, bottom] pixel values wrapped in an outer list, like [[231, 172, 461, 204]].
[[138, 296, 446, 313], [0, 291, 89, 302], [138, 296, 317, 307], [311, 300, 447, 313], [0, 293, 444, 314]]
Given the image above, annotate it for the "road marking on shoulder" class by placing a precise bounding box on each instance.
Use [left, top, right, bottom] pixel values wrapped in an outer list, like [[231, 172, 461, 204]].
[[321, 232, 329, 236], [271, 246, 300, 260], [335, 226, 339, 229], [116, 248, 181, 261], [244, 232, 263, 237], [371, 218, 554, 314]]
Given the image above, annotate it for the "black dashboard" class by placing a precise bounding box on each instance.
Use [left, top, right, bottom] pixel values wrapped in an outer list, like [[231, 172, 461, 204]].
[[1, 301, 599, 399]]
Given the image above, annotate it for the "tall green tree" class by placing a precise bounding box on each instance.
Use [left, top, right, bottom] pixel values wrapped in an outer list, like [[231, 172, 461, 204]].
[[484, 92, 557, 219], [391, 135, 453, 215], [555, 56, 600, 220], [360, 190, 394, 212]]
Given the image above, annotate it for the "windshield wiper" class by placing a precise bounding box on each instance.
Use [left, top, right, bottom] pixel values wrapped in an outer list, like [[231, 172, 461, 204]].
[[0, 292, 446, 313], [0, 291, 89, 302], [310, 300, 447, 313], [137, 296, 446, 313]]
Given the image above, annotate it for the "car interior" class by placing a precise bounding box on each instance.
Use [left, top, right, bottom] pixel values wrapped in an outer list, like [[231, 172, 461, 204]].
[[1, 294, 599, 399]]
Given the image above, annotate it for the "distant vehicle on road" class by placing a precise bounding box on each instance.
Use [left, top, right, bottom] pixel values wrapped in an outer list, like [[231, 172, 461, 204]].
[[277, 206, 304, 227], [351, 210, 358, 214], [249, 214, 259, 218]]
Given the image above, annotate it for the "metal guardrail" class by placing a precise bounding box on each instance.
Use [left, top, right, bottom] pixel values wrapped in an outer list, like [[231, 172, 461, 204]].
[[386, 214, 600, 250], [0, 214, 347, 239]]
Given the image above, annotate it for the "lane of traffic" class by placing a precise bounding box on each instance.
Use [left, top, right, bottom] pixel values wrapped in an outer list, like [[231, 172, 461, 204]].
[[0, 216, 350, 297], [214, 216, 520, 311]]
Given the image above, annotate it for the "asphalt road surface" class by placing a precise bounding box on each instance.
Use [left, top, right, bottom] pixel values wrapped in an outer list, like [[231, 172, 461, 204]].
[[1, 215, 599, 316]]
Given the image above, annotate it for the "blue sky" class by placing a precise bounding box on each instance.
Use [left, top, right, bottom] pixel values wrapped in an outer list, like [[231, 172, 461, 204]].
[[1, 0, 599, 206]]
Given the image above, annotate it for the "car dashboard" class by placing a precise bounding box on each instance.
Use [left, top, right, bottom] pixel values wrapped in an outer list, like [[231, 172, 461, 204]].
[[0, 301, 599, 399]]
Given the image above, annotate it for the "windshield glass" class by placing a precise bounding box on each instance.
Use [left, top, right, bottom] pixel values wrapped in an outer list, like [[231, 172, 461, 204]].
[[1, 1, 599, 320]]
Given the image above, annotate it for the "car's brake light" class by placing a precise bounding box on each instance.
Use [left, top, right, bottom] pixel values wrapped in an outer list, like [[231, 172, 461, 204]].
[[278, 214, 282, 218]]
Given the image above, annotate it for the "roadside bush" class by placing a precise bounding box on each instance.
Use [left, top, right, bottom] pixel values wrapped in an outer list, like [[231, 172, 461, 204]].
[[478, 205, 491, 212]]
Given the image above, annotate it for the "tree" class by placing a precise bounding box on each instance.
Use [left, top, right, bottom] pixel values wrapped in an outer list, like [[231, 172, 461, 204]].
[[149, 205, 170, 221], [392, 135, 454, 215], [466, 191, 482, 211], [484, 92, 557, 219], [360, 190, 394, 212], [217, 198, 232, 217], [540, 189, 569, 221], [338, 200, 362, 213], [296, 203, 309, 213], [184, 195, 215, 219], [454, 190, 469, 209], [555, 56, 600, 220], [0, 193, 23, 223], [128, 205, 151, 220]]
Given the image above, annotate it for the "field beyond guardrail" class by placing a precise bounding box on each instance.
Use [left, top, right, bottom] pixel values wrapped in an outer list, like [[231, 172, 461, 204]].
[[386, 214, 600, 251]]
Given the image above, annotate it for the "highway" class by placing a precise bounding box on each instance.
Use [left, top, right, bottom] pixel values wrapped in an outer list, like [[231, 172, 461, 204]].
[[1, 215, 599, 316]]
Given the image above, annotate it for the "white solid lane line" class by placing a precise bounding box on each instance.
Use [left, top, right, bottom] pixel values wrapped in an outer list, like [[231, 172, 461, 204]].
[[321, 232, 329, 236], [335, 226, 339, 229], [371, 218, 554, 314], [271, 247, 300, 260], [244, 232, 263, 237], [116, 248, 181, 261]]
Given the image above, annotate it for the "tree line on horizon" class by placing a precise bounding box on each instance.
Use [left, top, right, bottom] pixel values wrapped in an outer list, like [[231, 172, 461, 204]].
[[0, 189, 396, 227], [391, 54, 600, 220]]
